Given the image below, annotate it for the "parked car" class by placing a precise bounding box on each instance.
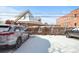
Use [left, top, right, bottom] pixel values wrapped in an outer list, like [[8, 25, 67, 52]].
[[65, 27, 79, 38], [0, 24, 29, 49]]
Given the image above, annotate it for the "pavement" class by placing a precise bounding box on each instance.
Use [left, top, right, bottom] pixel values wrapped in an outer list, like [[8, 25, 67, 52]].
[[1, 35, 79, 53]]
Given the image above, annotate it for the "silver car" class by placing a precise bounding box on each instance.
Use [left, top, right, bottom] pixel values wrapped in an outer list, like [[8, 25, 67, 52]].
[[0, 24, 29, 49], [65, 27, 79, 38]]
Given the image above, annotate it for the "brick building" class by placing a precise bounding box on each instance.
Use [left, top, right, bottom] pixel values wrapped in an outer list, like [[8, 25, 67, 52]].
[[56, 8, 79, 28]]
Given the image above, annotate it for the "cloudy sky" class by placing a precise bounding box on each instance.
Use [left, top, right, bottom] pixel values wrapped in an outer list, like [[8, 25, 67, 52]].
[[0, 0, 79, 6], [0, 6, 79, 24]]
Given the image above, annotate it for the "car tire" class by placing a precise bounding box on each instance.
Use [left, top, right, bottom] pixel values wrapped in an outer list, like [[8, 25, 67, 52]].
[[14, 37, 22, 49], [66, 33, 70, 38]]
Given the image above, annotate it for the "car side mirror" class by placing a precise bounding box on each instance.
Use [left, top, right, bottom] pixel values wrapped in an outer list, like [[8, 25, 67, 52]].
[[24, 29, 29, 33], [24, 29, 29, 31]]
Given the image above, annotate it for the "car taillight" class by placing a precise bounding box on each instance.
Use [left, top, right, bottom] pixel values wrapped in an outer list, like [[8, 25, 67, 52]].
[[8, 32, 15, 36], [0, 32, 14, 36], [0, 32, 15, 41], [7, 32, 15, 40], [0, 35, 8, 42]]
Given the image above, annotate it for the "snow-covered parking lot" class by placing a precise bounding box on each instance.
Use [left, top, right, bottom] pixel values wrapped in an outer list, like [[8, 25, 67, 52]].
[[14, 35, 79, 53], [1, 35, 79, 53]]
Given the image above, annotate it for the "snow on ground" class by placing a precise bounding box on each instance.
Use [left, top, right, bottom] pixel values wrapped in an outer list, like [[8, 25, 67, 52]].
[[48, 35, 79, 53], [15, 35, 51, 53], [14, 35, 79, 53]]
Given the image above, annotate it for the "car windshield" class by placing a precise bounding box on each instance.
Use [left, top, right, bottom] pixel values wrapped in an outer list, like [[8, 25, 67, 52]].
[[0, 26, 11, 32], [72, 27, 79, 31]]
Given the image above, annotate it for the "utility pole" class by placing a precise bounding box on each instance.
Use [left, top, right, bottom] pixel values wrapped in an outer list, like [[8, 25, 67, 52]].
[[64, 17, 67, 32]]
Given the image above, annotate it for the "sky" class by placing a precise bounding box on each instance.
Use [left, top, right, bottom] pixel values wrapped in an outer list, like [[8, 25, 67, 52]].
[[0, 6, 79, 24], [0, 0, 79, 6]]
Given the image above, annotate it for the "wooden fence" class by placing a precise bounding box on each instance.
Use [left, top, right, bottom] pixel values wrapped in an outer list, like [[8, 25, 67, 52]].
[[27, 26, 73, 35]]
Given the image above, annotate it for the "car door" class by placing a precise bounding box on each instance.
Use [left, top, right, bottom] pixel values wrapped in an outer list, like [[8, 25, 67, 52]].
[[24, 28, 29, 39], [74, 28, 79, 38], [71, 28, 78, 37], [20, 27, 28, 41], [14, 27, 22, 40]]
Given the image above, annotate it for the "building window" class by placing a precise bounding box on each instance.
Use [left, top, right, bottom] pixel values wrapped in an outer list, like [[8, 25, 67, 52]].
[[74, 23, 77, 27], [74, 14, 77, 18]]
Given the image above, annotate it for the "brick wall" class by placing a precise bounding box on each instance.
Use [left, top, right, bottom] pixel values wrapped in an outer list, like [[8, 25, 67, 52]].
[[57, 9, 79, 28]]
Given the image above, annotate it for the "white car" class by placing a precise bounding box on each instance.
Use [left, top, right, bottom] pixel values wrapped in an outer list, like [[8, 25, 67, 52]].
[[0, 24, 29, 49]]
